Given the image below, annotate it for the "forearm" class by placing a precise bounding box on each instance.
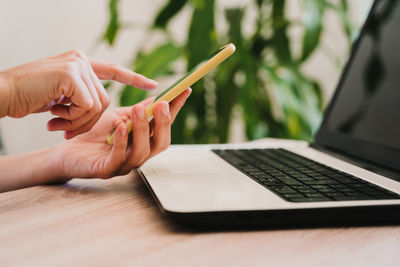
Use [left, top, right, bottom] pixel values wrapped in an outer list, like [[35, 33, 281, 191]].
[[0, 146, 68, 192], [0, 71, 10, 118]]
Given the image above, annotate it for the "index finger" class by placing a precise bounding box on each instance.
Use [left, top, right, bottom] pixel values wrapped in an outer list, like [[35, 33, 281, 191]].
[[89, 59, 158, 90]]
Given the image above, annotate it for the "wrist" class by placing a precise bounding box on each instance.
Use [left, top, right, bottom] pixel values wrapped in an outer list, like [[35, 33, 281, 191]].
[[0, 145, 70, 192], [46, 143, 72, 183], [0, 72, 11, 118], [27, 145, 70, 186], [23, 145, 71, 186]]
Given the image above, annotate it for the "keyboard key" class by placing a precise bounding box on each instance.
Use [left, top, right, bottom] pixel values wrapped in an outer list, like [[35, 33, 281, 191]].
[[282, 193, 305, 199], [270, 185, 297, 194], [303, 179, 339, 185], [310, 185, 336, 192], [262, 177, 284, 186], [291, 184, 311, 191], [304, 193, 326, 198], [289, 197, 331, 202], [297, 188, 318, 194], [275, 176, 303, 185], [324, 192, 347, 198]]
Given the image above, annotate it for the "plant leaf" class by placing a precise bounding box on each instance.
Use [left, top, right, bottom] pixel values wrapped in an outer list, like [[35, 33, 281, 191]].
[[119, 85, 147, 107], [102, 81, 113, 91], [187, 0, 216, 70], [119, 42, 183, 106], [154, 0, 188, 28], [300, 0, 324, 62], [134, 42, 183, 77], [103, 0, 120, 45], [272, 0, 293, 66]]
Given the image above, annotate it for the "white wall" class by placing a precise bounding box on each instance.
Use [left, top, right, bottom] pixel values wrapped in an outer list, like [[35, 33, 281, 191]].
[[0, 0, 371, 154]]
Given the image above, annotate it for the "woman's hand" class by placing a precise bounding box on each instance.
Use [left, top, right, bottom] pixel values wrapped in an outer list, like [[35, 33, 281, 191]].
[[0, 50, 158, 139], [51, 89, 191, 180]]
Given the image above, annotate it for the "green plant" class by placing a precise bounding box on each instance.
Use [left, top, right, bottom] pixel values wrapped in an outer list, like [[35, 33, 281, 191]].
[[102, 0, 363, 144]]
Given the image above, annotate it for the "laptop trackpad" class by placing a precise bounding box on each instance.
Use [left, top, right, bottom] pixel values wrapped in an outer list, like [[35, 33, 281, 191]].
[[152, 150, 220, 175]]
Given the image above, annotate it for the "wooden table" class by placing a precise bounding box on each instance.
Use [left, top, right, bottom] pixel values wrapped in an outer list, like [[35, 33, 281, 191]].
[[1, 172, 399, 267]]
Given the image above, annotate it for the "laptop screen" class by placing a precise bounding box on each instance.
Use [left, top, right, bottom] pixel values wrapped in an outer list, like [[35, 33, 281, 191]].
[[314, 0, 400, 173]]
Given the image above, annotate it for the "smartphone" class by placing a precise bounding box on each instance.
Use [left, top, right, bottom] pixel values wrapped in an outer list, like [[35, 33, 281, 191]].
[[107, 43, 236, 145]]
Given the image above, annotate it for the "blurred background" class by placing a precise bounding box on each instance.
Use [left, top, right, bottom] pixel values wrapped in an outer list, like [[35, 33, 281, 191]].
[[0, 0, 372, 155]]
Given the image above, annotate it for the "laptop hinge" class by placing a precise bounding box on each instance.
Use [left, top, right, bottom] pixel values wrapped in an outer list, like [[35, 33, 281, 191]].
[[310, 143, 400, 182]]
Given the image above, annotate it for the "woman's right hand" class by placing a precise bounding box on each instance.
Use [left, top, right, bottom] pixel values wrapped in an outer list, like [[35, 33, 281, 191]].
[[0, 50, 158, 139]]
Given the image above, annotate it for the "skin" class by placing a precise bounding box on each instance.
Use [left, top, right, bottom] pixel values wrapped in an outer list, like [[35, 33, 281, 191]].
[[0, 50, 191, 192], [0, 50, 158, 139], [0, 89, 191, 192]]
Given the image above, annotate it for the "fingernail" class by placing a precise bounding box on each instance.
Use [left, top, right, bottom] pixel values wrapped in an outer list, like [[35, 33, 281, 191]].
[[135, 105, 146, 120], [161, 101, 169, 116], [120, 124, 127, 137], [187, 88, 192, 97], [144, 78, 158, 90], [149, 79, 158, 87]]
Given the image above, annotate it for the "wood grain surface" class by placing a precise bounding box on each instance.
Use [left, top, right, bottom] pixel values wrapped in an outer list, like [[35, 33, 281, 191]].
[[0, 172, 399, 267]]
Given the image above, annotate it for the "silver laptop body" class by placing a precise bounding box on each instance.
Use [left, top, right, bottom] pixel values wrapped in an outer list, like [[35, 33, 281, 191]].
[[139, 0, 400, 228]]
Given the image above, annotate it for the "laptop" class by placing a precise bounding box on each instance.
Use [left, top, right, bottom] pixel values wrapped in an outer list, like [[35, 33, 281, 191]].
[[138, 0, 400, 228]]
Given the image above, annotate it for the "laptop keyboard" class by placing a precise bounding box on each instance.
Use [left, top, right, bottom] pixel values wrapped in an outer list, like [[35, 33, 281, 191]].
[[212, 148, 400, 202]]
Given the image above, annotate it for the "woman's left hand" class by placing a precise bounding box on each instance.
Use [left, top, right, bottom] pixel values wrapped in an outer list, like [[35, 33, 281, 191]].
[[51, 89, 191, 180]]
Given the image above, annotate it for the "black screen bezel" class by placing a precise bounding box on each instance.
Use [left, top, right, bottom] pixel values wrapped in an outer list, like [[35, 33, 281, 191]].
[[313, 0, 400, 173]]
